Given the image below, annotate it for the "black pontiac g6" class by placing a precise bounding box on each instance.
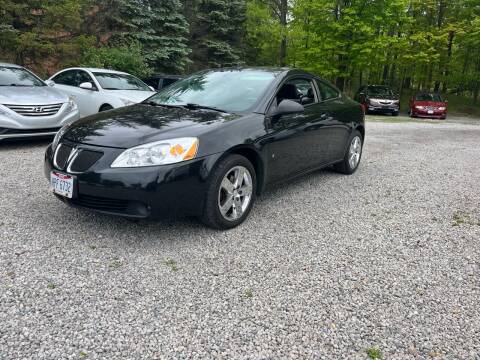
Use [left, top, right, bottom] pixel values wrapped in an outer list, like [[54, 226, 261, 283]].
[[45, 68, 365, 229]]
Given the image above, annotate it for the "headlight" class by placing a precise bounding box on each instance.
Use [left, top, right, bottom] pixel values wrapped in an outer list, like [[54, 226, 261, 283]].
[[438, 107, 446, 111], [65, 96, 77, 113], [415, 106, 425, 110], [111, 137, 199, 168], [0, 105, 8, 116], [120, 98, 136, 106]]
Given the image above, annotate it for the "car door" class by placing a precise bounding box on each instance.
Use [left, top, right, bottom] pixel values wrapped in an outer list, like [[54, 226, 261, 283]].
[[262, 77, 331, 184], [51, 70, 99, 117], [315, 79, 352, 161], [73, 70, 101, 117]]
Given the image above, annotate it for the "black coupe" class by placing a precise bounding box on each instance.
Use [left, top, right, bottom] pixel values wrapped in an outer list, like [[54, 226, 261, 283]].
[[45, 68, 365, 229]]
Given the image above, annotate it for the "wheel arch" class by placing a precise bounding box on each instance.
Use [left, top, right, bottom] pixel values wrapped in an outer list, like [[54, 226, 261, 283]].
[[99, 103, 114, 112], [218, 145, 265, 195]]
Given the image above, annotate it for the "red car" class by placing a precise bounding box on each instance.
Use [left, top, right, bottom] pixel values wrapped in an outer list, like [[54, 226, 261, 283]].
[[409, 92, 447, 119]]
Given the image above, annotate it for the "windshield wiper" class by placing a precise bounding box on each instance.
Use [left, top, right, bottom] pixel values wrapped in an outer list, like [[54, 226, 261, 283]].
[[183, 103, 228, 113], [0, 84, 31, 87], [143, 101, 183, 109]]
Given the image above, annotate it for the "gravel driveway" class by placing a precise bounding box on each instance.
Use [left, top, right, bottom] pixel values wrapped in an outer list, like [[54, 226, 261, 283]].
[[1, 118, 479, 359]]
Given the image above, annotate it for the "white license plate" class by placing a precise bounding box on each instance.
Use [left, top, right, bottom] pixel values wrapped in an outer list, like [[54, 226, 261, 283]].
[[50, 171, 74, 198], [428, 110, 434, 114]]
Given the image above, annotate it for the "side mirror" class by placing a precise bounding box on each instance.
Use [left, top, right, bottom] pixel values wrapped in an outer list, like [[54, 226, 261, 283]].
[[79, 82, 94, 90], [148, 86, 155, 92], [45, 80, 55, 87], [271, 99, 305, 118]]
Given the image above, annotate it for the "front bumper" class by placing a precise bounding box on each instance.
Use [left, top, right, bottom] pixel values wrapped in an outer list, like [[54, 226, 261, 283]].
[[0, 104, 79, 140], [368, 105, 399, 113], [412, 109, 447, 119], [44, 142, 222, 219]]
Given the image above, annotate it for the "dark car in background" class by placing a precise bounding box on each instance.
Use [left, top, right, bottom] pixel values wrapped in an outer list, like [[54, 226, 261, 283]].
[[143, 74, 183, 91], [45, 67, 365, 229], [355, 85, 400, 116], [409, 92, 447, 119]]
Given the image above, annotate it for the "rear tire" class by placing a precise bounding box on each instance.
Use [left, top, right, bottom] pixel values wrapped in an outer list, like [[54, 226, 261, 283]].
[[201, 154, 256, 230], [333, 130, 363, 175]]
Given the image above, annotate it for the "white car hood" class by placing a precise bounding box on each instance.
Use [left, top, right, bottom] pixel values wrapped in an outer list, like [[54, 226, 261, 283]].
[[0, 86, 69, 105], [103, 90, 155, 103]]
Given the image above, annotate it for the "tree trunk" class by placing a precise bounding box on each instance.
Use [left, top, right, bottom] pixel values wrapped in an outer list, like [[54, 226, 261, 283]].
[[279, 0, 288, 66]]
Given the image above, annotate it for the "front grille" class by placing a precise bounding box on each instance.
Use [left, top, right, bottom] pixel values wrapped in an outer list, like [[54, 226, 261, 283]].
[[4, 103, 63, 117], [70, 150, 103, 172], [72, 194, 129, 213], [54, 143, 73, 170]]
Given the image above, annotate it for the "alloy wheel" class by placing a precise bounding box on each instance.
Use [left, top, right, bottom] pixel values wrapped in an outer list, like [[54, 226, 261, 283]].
[[218, 166, 253, 221], [348, 136, 362, 170]]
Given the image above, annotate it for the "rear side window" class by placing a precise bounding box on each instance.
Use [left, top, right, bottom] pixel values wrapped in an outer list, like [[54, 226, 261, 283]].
[[52, 70, 77, 86], [316, 80, 339, 101], [162, 78, 178, 88], [144, 78, 160, 89]]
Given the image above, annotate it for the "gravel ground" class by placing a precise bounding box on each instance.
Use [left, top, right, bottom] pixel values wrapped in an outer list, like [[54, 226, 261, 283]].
[[1, 117, 479, 359]]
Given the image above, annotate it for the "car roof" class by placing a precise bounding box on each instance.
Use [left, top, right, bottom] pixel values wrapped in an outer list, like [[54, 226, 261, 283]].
[[60, 67, 130, 75], [0, 62, 23, 68]]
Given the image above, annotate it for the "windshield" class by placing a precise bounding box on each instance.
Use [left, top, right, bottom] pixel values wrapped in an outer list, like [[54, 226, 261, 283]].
[[368, 86, 394, 97], [147, 69, 277, 112], [415, 93, 443, 102], [93, 72, 150, 91], [0, 67, 45, 87]]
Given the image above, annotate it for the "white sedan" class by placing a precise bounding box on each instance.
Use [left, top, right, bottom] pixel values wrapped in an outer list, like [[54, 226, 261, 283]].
[[47, 68, 156, 118]]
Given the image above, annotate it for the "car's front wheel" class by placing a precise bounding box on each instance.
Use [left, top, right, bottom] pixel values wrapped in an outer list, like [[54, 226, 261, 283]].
[[333, 130, 363, 175], [201, 155, 256, 229]]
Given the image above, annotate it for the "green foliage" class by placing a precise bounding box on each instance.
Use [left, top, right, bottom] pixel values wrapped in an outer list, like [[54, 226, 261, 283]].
[[188, 0, 247, 70], [81, 42, 153, 78]]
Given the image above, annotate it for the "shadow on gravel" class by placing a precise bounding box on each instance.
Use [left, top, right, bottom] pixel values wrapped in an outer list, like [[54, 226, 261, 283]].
[[0, 137, 52, 150]]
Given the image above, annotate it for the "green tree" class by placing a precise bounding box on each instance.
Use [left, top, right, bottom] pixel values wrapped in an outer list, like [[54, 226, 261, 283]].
[[185, 0, 247, 70]]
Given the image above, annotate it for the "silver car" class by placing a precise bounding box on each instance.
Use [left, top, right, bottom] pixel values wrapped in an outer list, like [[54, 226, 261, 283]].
[[0, 63, 80, 141]]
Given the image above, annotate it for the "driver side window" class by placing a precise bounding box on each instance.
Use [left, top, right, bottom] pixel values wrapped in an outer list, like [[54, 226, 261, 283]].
[[276, 78, 317, 106], [52, 70, 77, 87]]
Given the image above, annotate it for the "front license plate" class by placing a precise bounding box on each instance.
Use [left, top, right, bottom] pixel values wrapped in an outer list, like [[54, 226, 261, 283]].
[[50, 171, 74, 198], [428, 110, 434, 114]]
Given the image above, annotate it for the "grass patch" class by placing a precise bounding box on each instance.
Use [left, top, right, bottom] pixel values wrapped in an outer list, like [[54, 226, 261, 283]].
[[244, 288, 253, 298], [79, 351, 87, 358], [164, 258, 179, 272], [365, 347, 383, 359], [47, 283, 56, 290]]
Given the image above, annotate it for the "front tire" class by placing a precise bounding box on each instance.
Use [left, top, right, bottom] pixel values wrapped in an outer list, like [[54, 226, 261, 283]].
[[99, 104, 113, 112], [201, 155, 256, 230], [333, 130, 363, 175]]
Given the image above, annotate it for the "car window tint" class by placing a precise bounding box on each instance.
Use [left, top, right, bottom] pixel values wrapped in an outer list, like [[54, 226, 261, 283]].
[[52, 70, 77, 86], [277, 78, 316, 105], [144, 78, 159, 89], [76, 71, 94, 87], [163, 78, 178, 88], [316, 80, 339, 101]]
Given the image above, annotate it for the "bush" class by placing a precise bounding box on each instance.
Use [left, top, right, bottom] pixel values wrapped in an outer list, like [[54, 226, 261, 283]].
[[81, 42, 153, 79]]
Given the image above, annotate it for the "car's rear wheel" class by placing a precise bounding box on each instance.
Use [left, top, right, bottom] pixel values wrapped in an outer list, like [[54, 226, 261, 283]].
[[201, 155, 256, 229], [333, 130, 363, 175]]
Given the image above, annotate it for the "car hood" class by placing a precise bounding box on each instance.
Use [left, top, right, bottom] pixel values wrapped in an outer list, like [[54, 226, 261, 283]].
[[413, 101, 446, 107], [0, 86, 69, 105], [102, 90, 156, 103], [63, 104, 242, 148]]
